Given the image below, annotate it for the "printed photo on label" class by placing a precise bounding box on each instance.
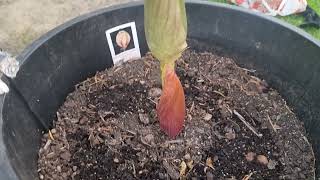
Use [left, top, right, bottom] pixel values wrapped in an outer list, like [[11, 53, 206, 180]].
[[105, 22, 141, 65]]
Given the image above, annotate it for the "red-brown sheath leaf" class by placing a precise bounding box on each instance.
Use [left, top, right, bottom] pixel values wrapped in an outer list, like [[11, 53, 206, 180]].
[[157, 69, 185, 138]]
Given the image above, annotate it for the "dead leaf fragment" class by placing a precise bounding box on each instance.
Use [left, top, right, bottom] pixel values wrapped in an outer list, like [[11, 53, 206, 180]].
[[48, 130, 55, 141], [206, 157, 214, 169], [179, 161, 187, 176], [187, 160, 194, 169], [242, 172, 253, 180]]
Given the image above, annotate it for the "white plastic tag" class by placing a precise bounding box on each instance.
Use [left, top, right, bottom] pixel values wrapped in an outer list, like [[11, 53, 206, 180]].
[[0, 80, 9, 94], [105, 22, 141, 65]]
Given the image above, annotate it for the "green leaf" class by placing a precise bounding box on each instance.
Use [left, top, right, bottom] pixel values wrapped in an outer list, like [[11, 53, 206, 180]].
[[308, 0, 320, 16], [144, 0, 187, 72]]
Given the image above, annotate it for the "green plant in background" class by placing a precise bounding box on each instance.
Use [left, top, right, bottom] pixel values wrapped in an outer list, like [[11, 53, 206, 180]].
[[308, 0, 320, 16], [279, 15, 320, 39], [209, 0, 320, 40]]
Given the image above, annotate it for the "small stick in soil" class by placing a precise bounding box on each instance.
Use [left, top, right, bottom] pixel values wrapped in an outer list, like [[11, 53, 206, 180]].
[[42, 139, 52, 151], [284, 101, 294, 113], [233, 110, 263, 138], [89, 79, 107, 87], [189, 101, 195, 113], [114, 66, 123, 73], [200, 72, 213, 83], [267, 115, 278, 133], [161, 139, 184, 147], [147, 97, 157, 105], [209, 61, 219, 72], [212, 123, 225, 139], [241, 67, 256, 73], [144, 68, 150, 77], [126, 130, 137, 135], [99, 114, 109, 126], [144, 60, 152, 68], [165, 139, 184, 144], [225, 104, 233, 114], [242, 172, 254, 180], [141, 138, 152, 147], [48, 130, 55, 141], [243, 110, 256, 126], [131, 160, 136, 177], [192, 85, 201, 90], [293, 139, 304, 151], [213, 90, 226, 98]]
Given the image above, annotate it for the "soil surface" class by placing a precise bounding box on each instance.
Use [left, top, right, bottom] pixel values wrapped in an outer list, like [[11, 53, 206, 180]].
[[37, 47, 315, 179]]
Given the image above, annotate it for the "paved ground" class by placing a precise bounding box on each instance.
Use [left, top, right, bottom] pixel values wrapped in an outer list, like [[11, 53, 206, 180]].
[[0, 0, 134, 55]]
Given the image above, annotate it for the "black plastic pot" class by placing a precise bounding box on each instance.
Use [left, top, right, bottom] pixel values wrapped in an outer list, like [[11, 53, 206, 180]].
[[1, 1, 320, 179]]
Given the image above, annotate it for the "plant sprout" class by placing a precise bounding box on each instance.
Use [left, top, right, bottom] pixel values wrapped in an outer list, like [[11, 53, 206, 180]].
[[144, 0, 187, 138]]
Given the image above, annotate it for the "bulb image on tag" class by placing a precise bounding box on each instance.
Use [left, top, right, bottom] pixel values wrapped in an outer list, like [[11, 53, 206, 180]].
[[116, 30, 131, 50]]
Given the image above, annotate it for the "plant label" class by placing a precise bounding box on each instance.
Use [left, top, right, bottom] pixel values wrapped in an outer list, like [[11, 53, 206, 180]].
[[105, 22, 141, 65]]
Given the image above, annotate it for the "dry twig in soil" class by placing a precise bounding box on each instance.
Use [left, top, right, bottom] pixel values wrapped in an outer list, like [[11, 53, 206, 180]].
[[233, 110, 263, 138]]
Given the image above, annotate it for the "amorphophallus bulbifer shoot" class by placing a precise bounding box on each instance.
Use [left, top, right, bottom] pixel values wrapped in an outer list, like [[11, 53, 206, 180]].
[[144, 0, 187, 138]]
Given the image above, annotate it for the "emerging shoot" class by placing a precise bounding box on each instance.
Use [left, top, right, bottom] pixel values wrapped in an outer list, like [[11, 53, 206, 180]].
[[144, 0, 187, 138]]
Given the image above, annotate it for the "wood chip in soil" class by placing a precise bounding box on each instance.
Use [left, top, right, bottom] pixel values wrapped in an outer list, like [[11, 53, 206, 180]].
[[37, 45, 315, 180]]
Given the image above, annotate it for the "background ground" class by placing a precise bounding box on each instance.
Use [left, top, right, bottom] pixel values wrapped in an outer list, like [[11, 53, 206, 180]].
[[0, 0, 319, 55], [0, 0, 134, 55], [211, 0, 320, 40]]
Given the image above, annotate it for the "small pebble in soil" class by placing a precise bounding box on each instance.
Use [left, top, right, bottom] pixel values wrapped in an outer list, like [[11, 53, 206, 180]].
[[184, 153, 191, 160], [267, 160, 278, 170], [60, 152, 71, 161], [245, 152, 256, 162], [113, 158, 120, 163], [257, 155, 269, 165], [72, 166, 78, 172], [50, 128, 56, 134], [148, 87, 162, 98], [139, 80, 146, 85], [203, 113, 213, 121], [57, 165, 62, 172], [138, 113, 150, 125], [225, 131, 236, 140]]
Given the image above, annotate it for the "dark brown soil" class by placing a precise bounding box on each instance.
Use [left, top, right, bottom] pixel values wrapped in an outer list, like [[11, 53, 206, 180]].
[[37, 47, 315, 180]]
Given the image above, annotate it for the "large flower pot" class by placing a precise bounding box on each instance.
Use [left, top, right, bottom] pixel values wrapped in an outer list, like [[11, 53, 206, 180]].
[[0, 1, 320, 179]]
